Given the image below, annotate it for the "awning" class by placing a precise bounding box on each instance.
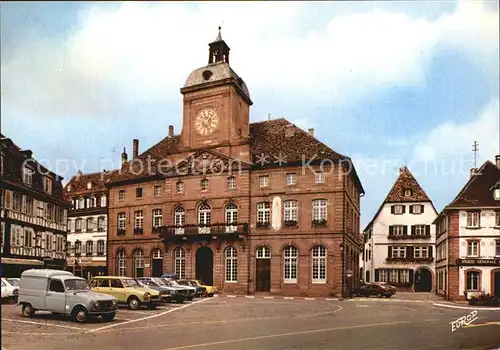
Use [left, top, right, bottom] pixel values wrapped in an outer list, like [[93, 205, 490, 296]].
[[1, 258, 44, 266]]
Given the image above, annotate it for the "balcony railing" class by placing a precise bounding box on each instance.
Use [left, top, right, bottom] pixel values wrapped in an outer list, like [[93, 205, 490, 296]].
[[117, 229, 126, 236], [155, 222, 249, 239], [387, 234, 431, 240], [134, 227, 144, 234]]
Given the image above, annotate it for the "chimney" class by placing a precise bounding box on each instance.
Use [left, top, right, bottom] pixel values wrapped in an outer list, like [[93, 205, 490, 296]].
[[121, 147, 128, 165], [308, 128, 314, 137], [470, 168, 477, 178], [169, 125, 174, 137], [133, 139, 139, 159], [21, 150, 33, 159], [285, 124, 295, 138], [496, 155, 500, 169]]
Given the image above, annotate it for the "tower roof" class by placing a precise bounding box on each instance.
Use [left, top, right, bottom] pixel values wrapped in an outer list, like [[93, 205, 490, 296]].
[[214, 26, 223, 42]]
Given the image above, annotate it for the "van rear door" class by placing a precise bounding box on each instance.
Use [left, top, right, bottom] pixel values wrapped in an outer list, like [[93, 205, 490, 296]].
[[45, 279, 66, 313]]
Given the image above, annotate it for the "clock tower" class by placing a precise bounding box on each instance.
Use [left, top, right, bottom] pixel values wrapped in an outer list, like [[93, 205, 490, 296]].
[[179, 27, 252, 162]]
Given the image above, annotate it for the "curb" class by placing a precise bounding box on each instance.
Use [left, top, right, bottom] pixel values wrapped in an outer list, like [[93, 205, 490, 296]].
[[215, 294, 438, 303]]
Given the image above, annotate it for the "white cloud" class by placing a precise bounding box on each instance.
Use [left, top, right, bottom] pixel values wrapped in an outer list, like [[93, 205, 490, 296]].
[[0, 0, 498, 119]]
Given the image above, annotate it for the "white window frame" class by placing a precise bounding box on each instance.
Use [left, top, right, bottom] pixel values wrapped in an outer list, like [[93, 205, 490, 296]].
[[393, 225, 404, 236], [118, 190, 125, 201], [315, 171, 325, 184], [389, 270, 398, 283], [256, 246, 271, 259], [466, 212, 480, 228], [415, 225, 426, 236], [259, 175, 269, 188], [86, 241, 94, 256], [466, 271, 480, 291], [257, 202, 271, 224], [404, 190, 412, 197], [198, 204, 211, 234], [393, 246, 406, 258], [412, 205, 421, 214], [400, 270, 409, 283], [283, 200, 298, 222], [414, 246, 428, 258], [117, 213, 126, 230], [312, 199, 327, 221], [311, 245, 326, 284], [225, 247, 238, 282], [286, 173, 296, 185], [227, 176, 236, 189], [467, 241, 479, 257], [43, 176, 53, 194], [100, 195, 107, 207], [495, 212, 500, 227], [174, 248, 185, 279], [379, 270, 388, 282], [134, 211, 144, 229], [75, 219, 82, 232], [86, 217, 94, 232], [494, 188, 500, 200], [174, 207, 185, 229], [154, 185, 162, 196], [200, 179, 209, 191], [152, 209, 163, 228], [117, 250, 126, 276], [394, 205, 403, 214], [97, 240, 105, 256], [176, 181, 184, 193], [283, 246, 298, 284], [97, 216, 106, 231], [23, 165, 33, 186], [134, 249, 145, 278]]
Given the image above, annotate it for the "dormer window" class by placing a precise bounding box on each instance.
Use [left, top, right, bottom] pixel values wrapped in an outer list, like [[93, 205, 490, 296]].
[[67, 185, 72, 192], [494, 188, 500, 200], [404, 189, 412, 197], [87, 181, 92, 190]]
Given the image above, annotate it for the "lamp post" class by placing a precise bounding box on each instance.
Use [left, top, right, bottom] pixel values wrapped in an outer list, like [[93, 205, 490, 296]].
[[340, 242, 344, 299]]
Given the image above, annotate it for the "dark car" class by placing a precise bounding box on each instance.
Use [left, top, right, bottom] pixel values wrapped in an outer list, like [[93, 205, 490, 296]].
[[353, 282, 396, 298], [136, 278, 185, 303], [177, 279, 207, 297]]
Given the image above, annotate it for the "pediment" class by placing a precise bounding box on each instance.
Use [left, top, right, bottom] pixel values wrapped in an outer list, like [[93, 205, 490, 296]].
[[166, 150, 251, 177]]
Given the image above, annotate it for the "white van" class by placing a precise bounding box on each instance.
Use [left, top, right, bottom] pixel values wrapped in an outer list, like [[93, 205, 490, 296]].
[[18, 269, 118, 322]]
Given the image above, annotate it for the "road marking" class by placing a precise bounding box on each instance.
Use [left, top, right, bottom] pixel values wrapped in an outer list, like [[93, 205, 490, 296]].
[[1, 330, 63, 336], [304, 298, 316, 300], [226, 295, 237, 298], [88, 297, 210, 333], [245, 296, 255, 299], [326, 298, 339, 301], [284, 297, 294, 300], [263, 296, 274, 299], [161, 320, 413, 350], [433, 303, 500, 311], [464, 321, 500, 329], [2, 318, 84, 331], [356, 305, 368, 307]]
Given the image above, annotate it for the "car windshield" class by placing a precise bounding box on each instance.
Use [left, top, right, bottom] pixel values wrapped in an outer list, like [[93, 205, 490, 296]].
[[64, 279, 90, 291], [145, 280, 159, 287], [7, 279, 19, 286], [161, 278, 173, 287], [153, 278, 167, 287], [122, 279, 140, 287], [169, 279, 180, 286]]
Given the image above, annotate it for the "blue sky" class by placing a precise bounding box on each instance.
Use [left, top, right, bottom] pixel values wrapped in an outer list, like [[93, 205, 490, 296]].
[[1, 1, 499, 228]]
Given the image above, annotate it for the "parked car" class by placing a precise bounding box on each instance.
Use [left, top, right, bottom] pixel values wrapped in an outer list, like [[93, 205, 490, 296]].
[[7, 278, 20, 286], [17, 269, 117, 323], [177, 279, 207, 298], [353, 282, 397, 298], [188, 279, 217, 297], [161, 273, 179, 280], [1, 277, 19, 303], [162, 278, 196, 301], [89, 276, 161, 310], [136, 277, 185, 303]]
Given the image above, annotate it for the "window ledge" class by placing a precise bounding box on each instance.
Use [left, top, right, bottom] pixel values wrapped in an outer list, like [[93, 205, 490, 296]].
[[465, 226, 482, 230]]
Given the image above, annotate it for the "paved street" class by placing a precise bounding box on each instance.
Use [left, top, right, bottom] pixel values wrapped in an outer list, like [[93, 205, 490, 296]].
[[2, 296, 500, 350]]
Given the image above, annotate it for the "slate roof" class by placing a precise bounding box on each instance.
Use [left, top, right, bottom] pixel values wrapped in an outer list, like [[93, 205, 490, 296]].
[[106, 118, 364, 194], [444, 160, 500, 208]]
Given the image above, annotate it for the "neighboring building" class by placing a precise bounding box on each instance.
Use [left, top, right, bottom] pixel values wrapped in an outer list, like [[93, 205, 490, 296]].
[[104, 29, 364, 297], [434, 157, 500, 301], [362, 166, 438, 292], [64, 170, 116, 280], [0, 134, 70, 277]]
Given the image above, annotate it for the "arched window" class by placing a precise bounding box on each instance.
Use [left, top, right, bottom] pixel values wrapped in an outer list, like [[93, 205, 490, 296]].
[[225, 204, 238, 233], [198, 203, 211, 234], [75, 218, 82, 232], [86, 217, 94, 232], [97, 240, 105, 256], [117, 250, 126, 276], [174, 206, 185, 234], [97, 216, 106, 231], [152, 249, 164, 277], [256, 246, 271, 259], [174, 248, 185, 279], [283, 246, 298, 284], [134, 249, 145, 278], [312, 245, 327, 283], [85, 240, 94, 256], [225, 247, 238, 282]]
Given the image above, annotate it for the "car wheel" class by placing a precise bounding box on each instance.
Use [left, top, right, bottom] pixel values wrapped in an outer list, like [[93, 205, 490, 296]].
[[377, 293, 383, 298], [21, 303, 35, 318], [102, 312, 116, 322], [72, 307, 88, 323], [128, 297, 140, 310]]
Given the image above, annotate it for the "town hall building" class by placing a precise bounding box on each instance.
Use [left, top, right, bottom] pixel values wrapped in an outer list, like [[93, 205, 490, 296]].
[[104, 29, 364, 297]]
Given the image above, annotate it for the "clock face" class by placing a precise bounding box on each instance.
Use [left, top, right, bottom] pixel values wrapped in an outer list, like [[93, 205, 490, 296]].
[[195, 109, 219, 136]]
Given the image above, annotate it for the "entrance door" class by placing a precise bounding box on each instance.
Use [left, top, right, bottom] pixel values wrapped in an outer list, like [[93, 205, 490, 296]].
[[152, 249, 163, 277], [494, 271, 500, 298], [414, 268, 432, 292], [256, 259, 271, 292], [195, 247, 213, 286]]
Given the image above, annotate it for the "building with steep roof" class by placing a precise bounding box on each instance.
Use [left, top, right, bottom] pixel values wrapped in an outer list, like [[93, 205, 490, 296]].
[[0, 134, 71, 277], [362, 166, 438, 292], [434, 157, 500, 301], [104, 29, 364, 297], [63, 169, 118, 279]]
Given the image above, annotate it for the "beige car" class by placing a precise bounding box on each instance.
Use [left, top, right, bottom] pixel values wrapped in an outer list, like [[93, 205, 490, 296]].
[[90, 276, 161, 310]]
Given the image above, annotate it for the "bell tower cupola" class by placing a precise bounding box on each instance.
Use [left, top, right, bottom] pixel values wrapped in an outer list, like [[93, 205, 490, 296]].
[[208, 27, 230, 64]]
